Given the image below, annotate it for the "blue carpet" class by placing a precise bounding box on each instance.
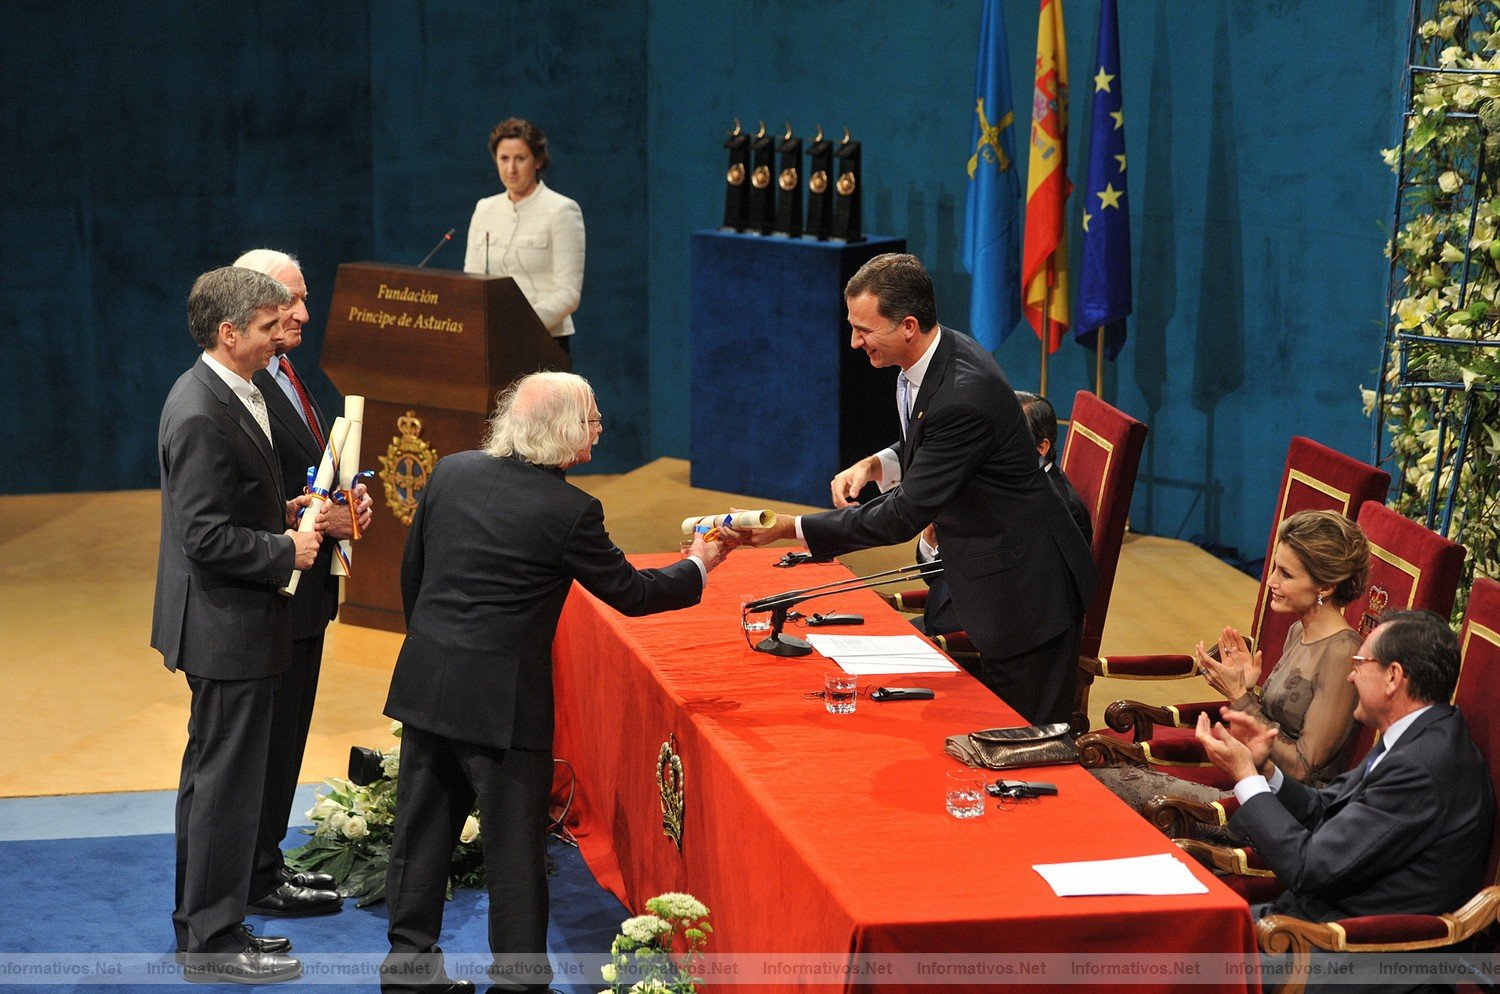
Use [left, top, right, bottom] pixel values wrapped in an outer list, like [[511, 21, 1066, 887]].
[[0, 816, 625, 992]]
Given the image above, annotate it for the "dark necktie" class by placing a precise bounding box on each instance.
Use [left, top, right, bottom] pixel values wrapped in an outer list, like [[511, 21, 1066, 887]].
[[1360, 738, 1387, 780], [279, 357, 326, 450]]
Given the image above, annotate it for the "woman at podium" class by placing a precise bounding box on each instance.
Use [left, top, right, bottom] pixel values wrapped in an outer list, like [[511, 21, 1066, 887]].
[[463, 117, 585, 353]]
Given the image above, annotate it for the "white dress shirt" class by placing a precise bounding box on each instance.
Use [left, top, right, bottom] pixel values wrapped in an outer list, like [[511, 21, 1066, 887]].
[[463, 180, 585, 338]]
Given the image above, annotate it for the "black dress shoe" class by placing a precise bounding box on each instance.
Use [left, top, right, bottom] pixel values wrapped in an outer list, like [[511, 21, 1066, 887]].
[[246, 882, 343, 918], [281, 866, 336, 889], [181, 949, 301, 984], [176, 926, 292, 965]]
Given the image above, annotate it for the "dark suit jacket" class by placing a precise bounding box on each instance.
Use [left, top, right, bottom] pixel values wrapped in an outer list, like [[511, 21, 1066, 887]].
[[1049, 463, 1092, 548], [803, 328, 1097, 657], [253, 365, 339, 641], [1231, 704, 1494, 922], [151, 357, 296, 679], [384, 451, 705, 751], [917, 461, 1092, 637]]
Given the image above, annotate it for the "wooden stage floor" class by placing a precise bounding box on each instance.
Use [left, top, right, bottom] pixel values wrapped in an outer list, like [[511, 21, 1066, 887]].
[[0, 457, 1255, 798]]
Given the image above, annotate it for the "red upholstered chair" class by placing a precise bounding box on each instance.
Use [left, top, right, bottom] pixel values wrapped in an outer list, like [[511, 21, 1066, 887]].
[[1078, 437, 1388, 769], [1177, 578, 1500, 994], [1057, 391, 1148, 728], [1121, 501, 1468, 801]]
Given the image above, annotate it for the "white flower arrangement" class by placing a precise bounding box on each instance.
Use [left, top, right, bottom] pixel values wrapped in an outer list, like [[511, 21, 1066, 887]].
[[1380, 0, 1500, 615], [602, 892, 713, 994], [285, 724, 488, 906]]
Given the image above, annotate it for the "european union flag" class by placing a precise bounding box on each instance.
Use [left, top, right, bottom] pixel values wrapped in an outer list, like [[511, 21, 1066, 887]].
[[1076, 0, 1132, 359], [962, 0, 1022, 351]]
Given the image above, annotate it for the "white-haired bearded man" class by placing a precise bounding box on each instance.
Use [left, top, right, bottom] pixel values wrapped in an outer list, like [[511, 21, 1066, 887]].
[[380, 371, 727, 994]]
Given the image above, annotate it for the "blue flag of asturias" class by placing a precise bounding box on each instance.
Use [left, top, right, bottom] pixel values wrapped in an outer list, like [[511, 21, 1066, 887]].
[[962, 0, 1022, 351], [1076, 0, 1131, 359]]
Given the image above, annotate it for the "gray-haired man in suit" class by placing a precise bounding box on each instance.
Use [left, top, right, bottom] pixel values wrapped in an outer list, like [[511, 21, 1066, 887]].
[[152, 266, 322, 983], [1198, 610, 1493, 926], [232, 248, 372, 919]]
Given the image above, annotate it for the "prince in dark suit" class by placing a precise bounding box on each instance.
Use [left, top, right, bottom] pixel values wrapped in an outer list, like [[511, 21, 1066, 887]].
[[915, 390, 1092, 637], [729, 254, 1096, 725], [151, 267, 321, 983], [235, 249, 372, 918], [1199, 610, 1493, 926], [380, 372, 728, 994]]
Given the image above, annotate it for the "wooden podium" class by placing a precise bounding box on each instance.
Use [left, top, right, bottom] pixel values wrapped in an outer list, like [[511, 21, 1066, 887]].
[[321, 262, 570, 632]]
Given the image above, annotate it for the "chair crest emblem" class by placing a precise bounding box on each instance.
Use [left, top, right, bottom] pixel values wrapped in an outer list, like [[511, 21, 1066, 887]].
[[1359, 586, 1391, 636]]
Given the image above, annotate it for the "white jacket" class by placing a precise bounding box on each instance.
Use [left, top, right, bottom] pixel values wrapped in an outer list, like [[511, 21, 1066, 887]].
[[463, 180, 585, 338]]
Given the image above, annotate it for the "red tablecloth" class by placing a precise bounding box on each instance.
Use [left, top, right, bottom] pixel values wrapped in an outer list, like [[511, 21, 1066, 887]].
[[553, 549, 1260, 992]]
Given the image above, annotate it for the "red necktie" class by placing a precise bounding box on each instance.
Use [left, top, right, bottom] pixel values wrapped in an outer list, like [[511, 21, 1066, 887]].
[[279, 357, 326, 450]]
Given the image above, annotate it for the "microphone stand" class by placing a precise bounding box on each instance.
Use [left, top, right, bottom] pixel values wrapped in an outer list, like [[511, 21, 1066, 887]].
[[745, 560, 943, 657], [417, 228, 455, 268]]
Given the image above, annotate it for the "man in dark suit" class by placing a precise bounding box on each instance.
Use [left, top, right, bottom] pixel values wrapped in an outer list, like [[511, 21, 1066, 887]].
[[152, 266, 322, 983], [380, 372, 728, 994], [1198, 609, 1493, 925], [914, 390, 1091, 636], [233, 249, 372, 918], [727, 253, 1096, 725]]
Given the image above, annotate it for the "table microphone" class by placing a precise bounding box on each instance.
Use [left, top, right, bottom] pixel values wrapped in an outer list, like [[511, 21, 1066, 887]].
[[417, 227, 456, 267], [743, 560, 942, 657]]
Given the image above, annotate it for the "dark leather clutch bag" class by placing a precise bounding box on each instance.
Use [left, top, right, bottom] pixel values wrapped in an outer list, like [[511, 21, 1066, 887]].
[[944, 722, 1078, 770]]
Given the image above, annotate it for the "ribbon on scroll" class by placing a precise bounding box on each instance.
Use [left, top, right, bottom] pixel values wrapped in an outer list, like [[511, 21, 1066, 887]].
[[280, 416, 350, 597], [330, 395, 365, 577], [680, 509, 777, 542]]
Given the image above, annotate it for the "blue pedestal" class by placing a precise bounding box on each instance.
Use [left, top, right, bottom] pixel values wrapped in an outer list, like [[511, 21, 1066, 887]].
[[689, 230, 905, 507]]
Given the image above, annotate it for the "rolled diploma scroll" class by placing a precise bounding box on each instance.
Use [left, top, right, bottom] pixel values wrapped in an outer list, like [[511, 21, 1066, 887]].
[[330, 395, 365, 577], [280, 416, 350, 597], [679, 509, 778, 535]]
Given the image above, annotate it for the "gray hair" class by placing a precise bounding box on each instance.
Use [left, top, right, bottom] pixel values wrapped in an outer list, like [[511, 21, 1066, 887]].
[[187, 267, 293, 350], [482, 371, 594, 467], [232, 248, 301, 278]]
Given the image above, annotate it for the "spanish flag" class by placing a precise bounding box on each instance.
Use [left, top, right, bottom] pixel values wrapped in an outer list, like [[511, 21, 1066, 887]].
[[1022, 0, 1071, 354]]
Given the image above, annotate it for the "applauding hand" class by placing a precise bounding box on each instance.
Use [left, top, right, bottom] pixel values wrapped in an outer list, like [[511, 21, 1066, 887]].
[[1197, 626, 1262, 701]]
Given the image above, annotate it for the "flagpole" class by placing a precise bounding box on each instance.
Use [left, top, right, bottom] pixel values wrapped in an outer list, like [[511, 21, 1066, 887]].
[[1039, 259, 1052, 397], [1094, 328, 1104, 397]]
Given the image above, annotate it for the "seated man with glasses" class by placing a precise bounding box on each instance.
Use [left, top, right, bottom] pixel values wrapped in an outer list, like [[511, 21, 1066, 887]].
[[1196, 609, 1493, 925]]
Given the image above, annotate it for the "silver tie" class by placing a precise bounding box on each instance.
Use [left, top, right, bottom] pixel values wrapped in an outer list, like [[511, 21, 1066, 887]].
[[896, 371, 912, 438], [248, 388, 274, 448]]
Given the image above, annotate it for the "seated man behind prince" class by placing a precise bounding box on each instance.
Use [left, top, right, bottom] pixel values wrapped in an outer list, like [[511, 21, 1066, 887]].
[[914, 391, 1091, 637]]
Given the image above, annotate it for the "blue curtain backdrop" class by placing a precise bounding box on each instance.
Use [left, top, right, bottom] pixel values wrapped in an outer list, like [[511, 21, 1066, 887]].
[[0, 0, 1405, 561]]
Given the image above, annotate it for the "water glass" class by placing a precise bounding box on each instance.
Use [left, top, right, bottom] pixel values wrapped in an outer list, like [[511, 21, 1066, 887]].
[[945, 769, 986, 819], [823, 672, 858, 714], [741, 595, 772, 634]]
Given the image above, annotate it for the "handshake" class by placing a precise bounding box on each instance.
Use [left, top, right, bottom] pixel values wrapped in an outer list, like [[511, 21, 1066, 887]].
[[678, 508, 797, 572]]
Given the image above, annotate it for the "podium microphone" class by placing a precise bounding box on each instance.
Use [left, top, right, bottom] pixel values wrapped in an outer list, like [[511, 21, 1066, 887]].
[[417, 228, 456, 268], [744, 560, 943, 657]]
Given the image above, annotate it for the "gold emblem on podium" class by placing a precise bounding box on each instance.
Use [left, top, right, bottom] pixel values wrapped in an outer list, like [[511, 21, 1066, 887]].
[[656, 735, 685, 851], [809, 170, 829, 194], [751, 165, 771, 189], [726, 162, 746, 186], [837, 171, 857, 196], [379, 411, 438, 526], [778, 166, 799, 191]]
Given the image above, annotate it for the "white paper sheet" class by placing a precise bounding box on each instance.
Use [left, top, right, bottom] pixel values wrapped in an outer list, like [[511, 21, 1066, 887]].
[[805, 634, 940, 657], [832, 655, 959, 675], [803, 634, 959, 674], [1031, 853, 1210, 897]]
